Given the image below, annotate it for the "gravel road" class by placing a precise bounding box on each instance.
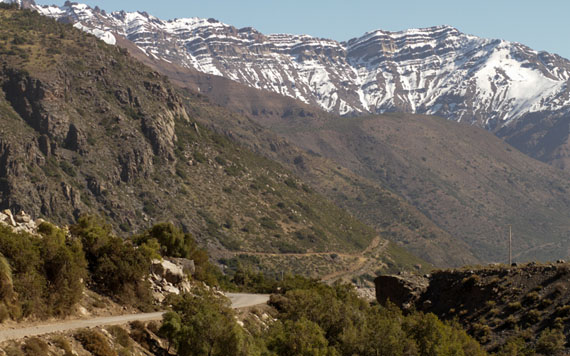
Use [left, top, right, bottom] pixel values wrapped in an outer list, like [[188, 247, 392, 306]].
[[0, 293, 269, 342]]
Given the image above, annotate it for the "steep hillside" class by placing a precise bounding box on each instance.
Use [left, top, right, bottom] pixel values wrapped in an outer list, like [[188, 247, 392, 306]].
[[107, 34, 477, 268], [384, 263, 570, 353], [31, 1, 570, 170], [0, 6, 430, 277], [119, 45, 570, 264], [268, 113, 570, 263], [176, 90, 477, 268]]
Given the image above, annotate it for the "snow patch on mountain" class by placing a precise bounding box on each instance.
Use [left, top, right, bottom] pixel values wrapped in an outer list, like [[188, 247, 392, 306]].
[[74, 22, 116, 45], [30, 2, 570, 131]]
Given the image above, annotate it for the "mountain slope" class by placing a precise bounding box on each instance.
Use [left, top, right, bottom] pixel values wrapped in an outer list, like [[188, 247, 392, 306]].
[[119, 46, 570, 264], [268, 112, 570, 262], [0, 6, 430, 277], [109, 35, 480, 268], [30, 2, 570, 170]]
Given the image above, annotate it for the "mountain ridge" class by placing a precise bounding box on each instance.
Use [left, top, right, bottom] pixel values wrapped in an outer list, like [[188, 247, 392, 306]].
[[26, 1, 570, 171], [126, 45, 570, 264], [0, 5, 435, 278]]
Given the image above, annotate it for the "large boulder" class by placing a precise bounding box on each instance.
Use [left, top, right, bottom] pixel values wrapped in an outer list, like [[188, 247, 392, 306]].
[[374, 273, 429, 309], [0, 210, 17, 227], [149, 258, 194, 302], [170, 257, 195, 275], [150, 259, 184, 284]]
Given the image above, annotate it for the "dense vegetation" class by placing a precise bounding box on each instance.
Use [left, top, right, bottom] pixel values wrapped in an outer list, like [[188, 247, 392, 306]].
[[0, 216, 220, 319], [0, 223, 86, 319], [132, 222, 217, 285], [159, 281, 488, 356]]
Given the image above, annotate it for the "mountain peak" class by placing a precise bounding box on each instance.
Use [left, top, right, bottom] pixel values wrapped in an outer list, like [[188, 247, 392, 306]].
[[26, 1, 570, 171]]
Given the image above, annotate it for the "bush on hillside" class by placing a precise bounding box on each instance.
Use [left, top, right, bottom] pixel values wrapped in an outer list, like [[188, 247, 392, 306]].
[[70, 216, 152, 308], [0, 223, 86, 318], [268, 282, 487, 356], [75, 329, 117, 356], [133, 222, 220, 285], [536, 328, 566, 356], [159, 287, 252, 356]]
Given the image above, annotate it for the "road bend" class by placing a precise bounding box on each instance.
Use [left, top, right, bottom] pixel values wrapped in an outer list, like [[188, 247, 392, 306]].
[[0, 293, 269, 342]]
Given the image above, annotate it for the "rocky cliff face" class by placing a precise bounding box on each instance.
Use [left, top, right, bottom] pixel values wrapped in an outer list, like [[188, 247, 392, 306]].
[[30, 2, 570, 170], [376, 263, 570, 351]]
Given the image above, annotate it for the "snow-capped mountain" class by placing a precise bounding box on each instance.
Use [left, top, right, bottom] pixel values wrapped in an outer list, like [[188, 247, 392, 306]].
[[31, 2, 570, 125], [27, 2, 570, 170]]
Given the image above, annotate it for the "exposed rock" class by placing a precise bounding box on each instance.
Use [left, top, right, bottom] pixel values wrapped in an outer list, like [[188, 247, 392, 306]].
[[162, 260, 184, 284], [374, 273, 429, 309], [0, 209, 39, 234], [1, 209, 17, 227], [149, 258, 194, 302], [64, 123, 87, 153], [170, 257, 195, 275], [15, 210, 30, 223]]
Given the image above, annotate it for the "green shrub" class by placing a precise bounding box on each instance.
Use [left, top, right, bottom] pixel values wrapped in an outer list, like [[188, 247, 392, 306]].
[[523, 309, 541, 325], [536, 328, 566, 356], [284, 178, 297, 189], [52, 336, 73, 356], [462, 274, 481, 289], [554, 305, 570, 317], [107, 325, 132, 349], [471, 323, 491, 343], [259, 217, 278, 230], [523, 291, 540, 304], [75, 329, 117, 356], [133, 222, 221, 286], [160, 287, 252, 356], [22, 338, 49, 356], [0, 223, 87, 318], [193, 151, 206, 163], [37, 222, 87, 315], [504, 315, 517, 328], [214, 156, 226, 166], [269, 282, 486, 356], [70, 216, 152, 307], [496, 336, 533, 356], [266, 318, 335, 356], [59, 160, 76, 176], [507, 301, 522, 312], [133, 222, 194, 259], [539, 298, 553, 309]]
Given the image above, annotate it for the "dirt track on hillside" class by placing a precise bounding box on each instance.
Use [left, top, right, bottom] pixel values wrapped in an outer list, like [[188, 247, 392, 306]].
[[0, 293, 269, 342]]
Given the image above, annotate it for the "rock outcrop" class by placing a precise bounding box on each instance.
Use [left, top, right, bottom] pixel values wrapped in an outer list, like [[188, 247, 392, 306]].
[[376, 263, 570, 350], [374, 273, 428, 309], [148, 258, 194, 302], [0, 209, 44, 234]]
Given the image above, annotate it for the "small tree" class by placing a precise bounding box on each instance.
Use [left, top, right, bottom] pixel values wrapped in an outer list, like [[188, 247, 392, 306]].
[[266, 318, 337, 356], [161, 287, 251, 356], [536, 328, 566, 356]]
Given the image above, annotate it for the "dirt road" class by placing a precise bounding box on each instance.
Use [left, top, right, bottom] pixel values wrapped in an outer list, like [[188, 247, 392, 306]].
[[226, 293, 270, 308], [0, 293, 269, 342]]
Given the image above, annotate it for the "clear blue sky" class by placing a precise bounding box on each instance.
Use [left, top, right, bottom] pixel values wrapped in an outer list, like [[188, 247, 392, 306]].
[[36, 0, 570, 59]]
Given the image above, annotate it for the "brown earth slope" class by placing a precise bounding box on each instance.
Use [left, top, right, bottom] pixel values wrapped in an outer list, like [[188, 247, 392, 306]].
[[0, 7, 428, 276], [123, 39, 570, 264], [116, 38, 477, 267]]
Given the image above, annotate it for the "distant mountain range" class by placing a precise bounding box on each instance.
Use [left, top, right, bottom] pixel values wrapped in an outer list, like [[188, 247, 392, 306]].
[[20, 0, 570, 171], [1, 0, 569, 266]]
